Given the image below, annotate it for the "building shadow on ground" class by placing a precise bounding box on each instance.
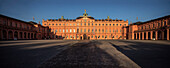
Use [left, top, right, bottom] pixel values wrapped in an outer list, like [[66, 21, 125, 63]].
[[109, 40, 170, 68]]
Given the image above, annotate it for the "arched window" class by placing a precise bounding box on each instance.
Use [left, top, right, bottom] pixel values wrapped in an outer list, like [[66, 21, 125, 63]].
[[84, 29, 86, 32], [164, 21, 166, 26]]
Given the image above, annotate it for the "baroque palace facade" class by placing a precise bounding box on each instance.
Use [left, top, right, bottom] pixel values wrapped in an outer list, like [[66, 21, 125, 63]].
[[122, 15, 170, 40], [1, 10, 169, 40], [42, 10, 128, 40], [0, 14, 54, 40]]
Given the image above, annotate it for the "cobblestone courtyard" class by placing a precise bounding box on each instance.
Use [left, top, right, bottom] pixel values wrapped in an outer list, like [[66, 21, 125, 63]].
[[0, 40, 170, 68]]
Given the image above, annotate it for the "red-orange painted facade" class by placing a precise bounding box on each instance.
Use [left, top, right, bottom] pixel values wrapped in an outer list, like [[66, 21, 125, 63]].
[[122, 15, 170, 40], [0, 14, 54, 40], [42, 10, 128, 40]]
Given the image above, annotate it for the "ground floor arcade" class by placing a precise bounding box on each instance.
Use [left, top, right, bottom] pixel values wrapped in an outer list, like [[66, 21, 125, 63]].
[[134, 28, 169, 40]]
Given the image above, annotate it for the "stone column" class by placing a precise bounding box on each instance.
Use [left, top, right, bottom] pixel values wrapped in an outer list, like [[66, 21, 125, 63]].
[[167, 29, 169, 40], [151, 31, 153, 40], [162, 31, 164, 40], [139, 32, 141, 40], [142, 32, 144, 40], [136, 33, 138, 40], [155, 31, 158, 40], [146, 32, 148, 40]]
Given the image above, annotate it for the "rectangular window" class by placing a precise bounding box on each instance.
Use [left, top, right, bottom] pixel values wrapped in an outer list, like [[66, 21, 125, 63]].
[[102, 29, 104, 33], [73, 29, 75, 33], [66, 29, 68, 32], [84, 29, 86, 32], [59, 29, 61, 32], [63, 29, 65, 32], [16, 23, 17, 27], [20, 24, 22, 28], [102, 35, 104, 38], [88, 29, 90, 32], [70, 29, 72, 32]]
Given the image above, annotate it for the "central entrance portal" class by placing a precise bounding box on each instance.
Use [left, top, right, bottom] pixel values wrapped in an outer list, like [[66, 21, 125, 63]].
[[83, 34, 87, 40]]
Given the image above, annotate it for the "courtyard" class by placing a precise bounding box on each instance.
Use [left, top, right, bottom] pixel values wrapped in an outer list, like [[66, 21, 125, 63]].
[[0, 40, 170, 68]]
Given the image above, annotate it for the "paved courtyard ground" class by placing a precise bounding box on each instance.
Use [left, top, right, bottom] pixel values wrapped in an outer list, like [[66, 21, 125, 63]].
[[107, 40, 170, 68], [0, 40, 78, 68], [0, 40, 170, 68]]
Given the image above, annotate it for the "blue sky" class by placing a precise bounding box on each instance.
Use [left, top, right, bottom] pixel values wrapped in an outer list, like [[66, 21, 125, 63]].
[[0, 0, 170, 24]]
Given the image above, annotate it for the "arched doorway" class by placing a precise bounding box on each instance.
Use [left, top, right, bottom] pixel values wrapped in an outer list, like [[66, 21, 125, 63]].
[[153, 31, 156, 40], [112, 36, 114, 39], [140, 33, 142, 40], [31, 33, 33, 39], [137, 33, 139, 40], [24, 32, 26, 39], [144, 32, 146, 40], [28, 33, 30, 39], [2, 30, 7, 39], [164, 30, 167, 40], [88, 36, 90, 40], [158, 30, 162, 40], [134, 33, 136, 40], [80, 36, 82, 40], [20, 32, 22, 39], [14, 31, 18, 39], [148, 32, 151, 40], [34, 33, 36, 39], [8, 31, 13, 40]]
